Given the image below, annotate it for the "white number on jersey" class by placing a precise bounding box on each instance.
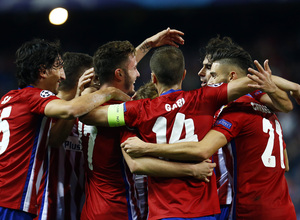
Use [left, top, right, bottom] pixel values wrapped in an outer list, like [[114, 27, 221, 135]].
[[261, 118, 285, 169], [78, 121, 97, 170], [0, 106, 12, 155], [152, 113, 198, 144]]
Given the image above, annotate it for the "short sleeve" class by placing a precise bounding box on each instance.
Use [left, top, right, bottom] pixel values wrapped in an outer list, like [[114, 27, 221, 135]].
[[124, 99, 145, 128], [26, 89, 59, 114], [212, 110, 245, 143]]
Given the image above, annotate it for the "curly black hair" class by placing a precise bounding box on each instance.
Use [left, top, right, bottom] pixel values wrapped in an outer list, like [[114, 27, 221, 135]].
[[15, 39, 62, 88]]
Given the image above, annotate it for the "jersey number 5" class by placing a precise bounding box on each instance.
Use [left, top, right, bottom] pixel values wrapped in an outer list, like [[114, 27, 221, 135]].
[[0, 106, 12, 155], [261, 118, 285, 169]]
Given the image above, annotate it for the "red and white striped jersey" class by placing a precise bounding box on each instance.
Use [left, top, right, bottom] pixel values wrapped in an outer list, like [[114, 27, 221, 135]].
[[36, 119, 85, 220]]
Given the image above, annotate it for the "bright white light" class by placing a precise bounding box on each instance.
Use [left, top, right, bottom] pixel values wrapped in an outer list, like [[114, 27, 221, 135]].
[[49, 7, 68, 25]]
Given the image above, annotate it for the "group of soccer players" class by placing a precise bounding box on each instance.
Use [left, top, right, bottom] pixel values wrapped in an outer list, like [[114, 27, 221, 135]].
[[0, 27, 299, 220]]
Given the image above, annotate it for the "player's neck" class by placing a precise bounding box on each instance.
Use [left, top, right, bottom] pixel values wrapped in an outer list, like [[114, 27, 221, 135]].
[[158, 84, 181, 96], [57, 88, 76, 101]]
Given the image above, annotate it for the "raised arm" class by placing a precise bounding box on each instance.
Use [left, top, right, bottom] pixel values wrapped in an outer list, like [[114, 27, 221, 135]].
[[135, 27, 184, 63], [121, 147, 216, 182], [247, 60, 293, 112], [121, 130, 228, 161], [227, 60, 292, 112], [272, 76, 300, 105]]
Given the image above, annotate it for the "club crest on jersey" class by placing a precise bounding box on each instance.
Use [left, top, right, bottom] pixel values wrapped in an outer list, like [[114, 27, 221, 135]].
[[208, 83, 223, 87], [40, 90, 55, 98]]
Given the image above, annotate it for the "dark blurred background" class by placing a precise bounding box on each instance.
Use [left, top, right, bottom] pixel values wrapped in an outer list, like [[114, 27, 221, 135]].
[[0, 0, 299, 218]]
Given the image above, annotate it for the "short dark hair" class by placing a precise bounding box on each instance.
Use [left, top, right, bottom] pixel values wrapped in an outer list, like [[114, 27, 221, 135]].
[[15, 38, 62, 88], [93, 41, 135, 84], [150, 46, 185, 86], [202, 36, 254, 74], [59, 52, 93, 92]]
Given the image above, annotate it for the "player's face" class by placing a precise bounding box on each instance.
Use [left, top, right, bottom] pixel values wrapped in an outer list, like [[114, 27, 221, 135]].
[[123, 54, 140, 96], [207, 61, 230, 85], [46, 56, 66, 94], [198, 56, 212, 87]]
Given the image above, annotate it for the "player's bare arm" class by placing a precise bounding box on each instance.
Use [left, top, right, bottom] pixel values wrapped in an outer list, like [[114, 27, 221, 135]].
[[271, 75, 300, 105], [122, 147, 215, 182], [247, 60, 293, 112], [135, 27, 184, 62], [45, 87, 130, 119], [121, 130, 228, 161], [227, 60, 292, 112]]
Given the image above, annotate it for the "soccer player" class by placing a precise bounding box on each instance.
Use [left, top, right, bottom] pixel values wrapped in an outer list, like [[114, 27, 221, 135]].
[[78, 28, 214, 220], [121, 48, 298, 219], [35, 52, 97, 220], [198, 36, 293, 220], [81, 45, 291, 219], [0, 39, 129, 220]]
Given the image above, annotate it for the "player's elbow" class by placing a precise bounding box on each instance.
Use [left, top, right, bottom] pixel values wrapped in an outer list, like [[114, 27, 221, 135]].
[[283, 102, 293, 113], [197, 151, 212, 160]]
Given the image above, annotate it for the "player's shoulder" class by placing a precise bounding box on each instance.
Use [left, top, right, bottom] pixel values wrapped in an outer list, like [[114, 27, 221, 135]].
[[226, 95, 273, 116]]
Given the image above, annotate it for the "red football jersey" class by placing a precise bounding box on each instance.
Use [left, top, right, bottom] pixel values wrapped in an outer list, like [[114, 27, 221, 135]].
[[36, 119, 85, 220], [213, 95, 296, 220], [124, 84, 228, 220], [212, 92, 264, 207], [79, 100, 147, 220], [0, 87, 59, 215]]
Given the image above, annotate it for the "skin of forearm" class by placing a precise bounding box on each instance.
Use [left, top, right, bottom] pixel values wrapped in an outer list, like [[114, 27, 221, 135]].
[[126, 154, 196, 177], [68, 88, 115, 118], [135, 39, 152, 63], [266, 87, 293, 112], [79, 105, 109, 126], [134, 130, 227, 161], [145, 142, 207, 162], [48, 119, 75, 148], [272, 75, 300, 93]]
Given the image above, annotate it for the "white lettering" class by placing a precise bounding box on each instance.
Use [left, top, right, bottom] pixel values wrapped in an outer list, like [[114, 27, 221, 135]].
[[251, 102, 271, 114], [165, 98, 185, 112], [1, 96, 12, 105]]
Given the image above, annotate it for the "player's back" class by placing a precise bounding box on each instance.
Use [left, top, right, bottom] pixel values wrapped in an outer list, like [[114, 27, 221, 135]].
[[214, 95, 296, 220], [124, 85, 228, 219]]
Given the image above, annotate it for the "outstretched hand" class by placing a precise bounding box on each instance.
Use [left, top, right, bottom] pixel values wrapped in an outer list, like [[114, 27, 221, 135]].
[[121, 136, 149, 158], [192, 159, 216, 182], [247, 59, 278, 94], [147, 27, 184, 48]]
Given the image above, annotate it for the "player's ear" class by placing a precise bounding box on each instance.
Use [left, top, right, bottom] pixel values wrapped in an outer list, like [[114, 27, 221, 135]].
[[229, 71, 237, 82], [182, 69, 186, 81], [151, 72, 158, 84], [114, 68, 124, 82], [39, 65, 47, 79]]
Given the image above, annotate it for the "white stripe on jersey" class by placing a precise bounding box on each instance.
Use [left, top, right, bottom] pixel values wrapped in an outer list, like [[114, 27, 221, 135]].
[[23, 116, 50, 212]]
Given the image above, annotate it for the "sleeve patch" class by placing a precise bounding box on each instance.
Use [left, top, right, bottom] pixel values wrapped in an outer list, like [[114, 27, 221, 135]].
[[215, 119, 232, 129], [40, 90, 55, 98], [207, 82, 223, 87]]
